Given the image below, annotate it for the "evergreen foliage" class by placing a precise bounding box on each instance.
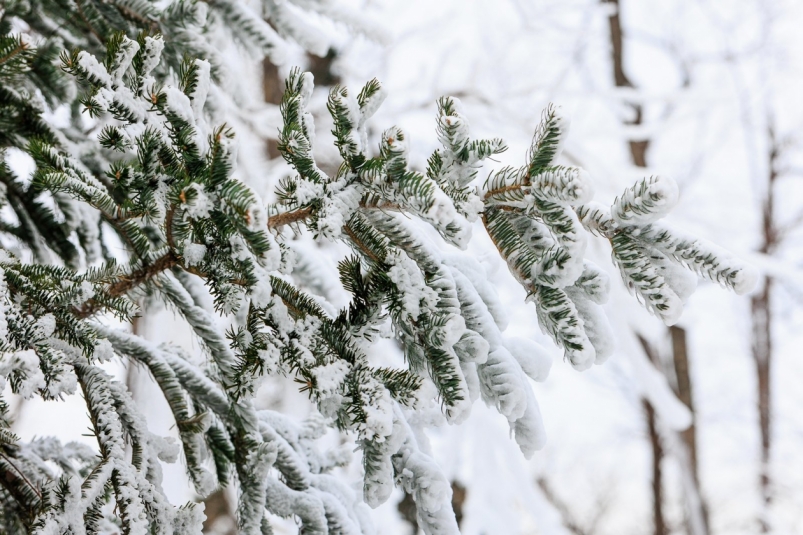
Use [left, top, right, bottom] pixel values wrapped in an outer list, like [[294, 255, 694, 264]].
[[0, 5, 756, 534]]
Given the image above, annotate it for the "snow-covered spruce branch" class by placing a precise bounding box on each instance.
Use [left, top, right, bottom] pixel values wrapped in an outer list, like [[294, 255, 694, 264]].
[[0, 34, 757, 535], [1, 0, 379, 271], [482, 106, 755, 367]]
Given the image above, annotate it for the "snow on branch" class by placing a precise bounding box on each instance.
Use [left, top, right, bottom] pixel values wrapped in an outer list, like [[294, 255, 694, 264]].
[[0, 25, 757, 534]]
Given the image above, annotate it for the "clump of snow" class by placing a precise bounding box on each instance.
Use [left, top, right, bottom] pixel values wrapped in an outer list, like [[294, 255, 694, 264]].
[[386, 250, 437, 319], [163, 86, 195, 125], [732, 264, 759, 295], [573, 261, 610, 305], [317, 183, 361, 239], [613, 175, 679, 226], [173, 502, 206, 534], [425, 189, 472, 248], [246, 199, 268, 232], [228, 234, 251, 261], [530, 288, 596, 371], [294, 179, 324, 206], [109, 38, 140, 86], [76, 51, 111, 86], [654, 289, 683, 326], [0, 350, 45, 398], [479, 347, 528, 418], [189, 59, 211, 116], [652, 251, 697, 302], [344, 90, 364, 154], [35, 313, 57, 339], [311, 360, 350, 397], [153, 435, 181, 463], [77, 203, 102, 263], [394, 449, 453, 513], [439, 314, 467, 350], [503, 337, 552, 382], [299, 71, 315, 106], [248, 266, 273, 308], [535, 244, 586, 289], [565, 287, 615, 364], [454, 331, 490, 365], [438, 108, 471, 157], [94, 339, 115, 363], [46, 367, 78, 399], [183, 243, 207, 266], [289, 315, 321, 367], [445, 255, 509, 330], [139, 36, 164, 79], [532, 166, 594, 205], [546, 106, 570, 165], [358, 86, 387, 123], [258, 344, 283, 376], [458, 194, 484, 222], [268, 294, 294, 334], [183, 184, 215, 219], [75, 280, 96, 305], [358, 378, 394, 442]]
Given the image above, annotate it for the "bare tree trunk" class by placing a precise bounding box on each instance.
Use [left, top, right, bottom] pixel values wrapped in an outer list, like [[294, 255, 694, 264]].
[[643, 399, 667, 535], [637, 336, 668, 535], [752, 277, 772, 532], [671, 328, 696, 473], [752, 125, 778, 532], [670, 326, 710, 534], [602, 0, 650, 168]]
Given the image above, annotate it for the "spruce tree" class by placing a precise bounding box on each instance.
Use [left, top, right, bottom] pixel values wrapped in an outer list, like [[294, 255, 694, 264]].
[[0, 3, 756, 534]]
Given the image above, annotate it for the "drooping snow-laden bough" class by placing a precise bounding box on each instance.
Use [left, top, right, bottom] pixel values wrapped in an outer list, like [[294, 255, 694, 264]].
[[0, 32, 755, 535]]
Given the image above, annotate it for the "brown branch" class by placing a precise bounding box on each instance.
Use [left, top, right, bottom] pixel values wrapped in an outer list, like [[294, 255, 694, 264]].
[[267, 201, 401, 231], [343, 223, 383, 264], [0, 450, 42, 527], [643, 398, 667, 535], [481, 211, 506, 267], [0, 41, 28, 68], [69, 200, 399, 317], [107, 251, 179, 298], [74, 1, 105, 44], [363, 200, 401, 212], [113, 4, 159, 33], [70, 206, 308, 315], [164, 206, 177, 250], [483, 184, 525, 200], [267, 206, 313, 229], [604, 0, 650, 167]]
